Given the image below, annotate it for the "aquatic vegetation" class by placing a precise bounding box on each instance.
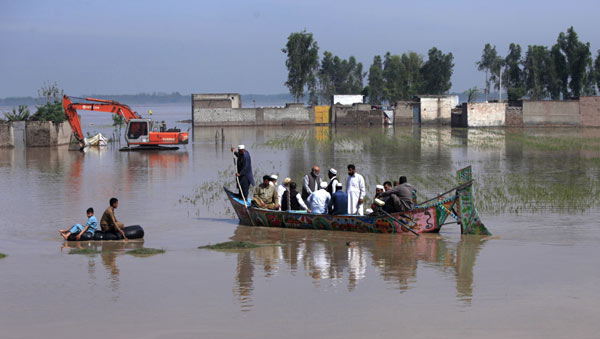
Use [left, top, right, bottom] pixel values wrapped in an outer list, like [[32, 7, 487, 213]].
[[126, 248, 165, 257], [182, 126, 600, 217], [199, 241, 279, 250], [68, 248, 100, 256], [0, 253, 7, 259], [179, 161, 282, 218]]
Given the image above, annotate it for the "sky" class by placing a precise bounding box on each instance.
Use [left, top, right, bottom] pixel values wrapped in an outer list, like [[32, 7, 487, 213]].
[[1, 0, 599, 97]]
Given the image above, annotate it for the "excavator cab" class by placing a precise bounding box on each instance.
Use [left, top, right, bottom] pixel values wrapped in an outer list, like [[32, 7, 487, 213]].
[[125, 119, 150, 144]]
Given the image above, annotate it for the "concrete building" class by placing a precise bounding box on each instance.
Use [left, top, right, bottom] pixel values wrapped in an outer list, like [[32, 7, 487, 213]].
[[418, 95, 459, 125], [192, 93, 241, 109], [459, 103, 507, 127], [332, 95, 364, 106], [192, 93, 314, 126], [332, 103, 383, 126]]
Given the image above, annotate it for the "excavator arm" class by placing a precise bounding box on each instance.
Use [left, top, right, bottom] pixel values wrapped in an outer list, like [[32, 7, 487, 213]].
[[62, 95, 142, 143]]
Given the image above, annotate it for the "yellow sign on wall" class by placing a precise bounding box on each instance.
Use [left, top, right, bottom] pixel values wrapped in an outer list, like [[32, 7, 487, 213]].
[[315, 106, 330, 124]]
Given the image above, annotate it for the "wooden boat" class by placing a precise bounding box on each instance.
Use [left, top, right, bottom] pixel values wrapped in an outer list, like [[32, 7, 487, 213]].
[[225, 166, 490, 235]]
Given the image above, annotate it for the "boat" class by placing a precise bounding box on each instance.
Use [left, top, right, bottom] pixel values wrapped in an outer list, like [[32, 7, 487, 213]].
[[225, 166, 491, 235]]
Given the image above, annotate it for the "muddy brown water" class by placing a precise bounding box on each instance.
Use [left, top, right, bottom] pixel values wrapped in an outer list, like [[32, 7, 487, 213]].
[[1, 125, 600, 338]]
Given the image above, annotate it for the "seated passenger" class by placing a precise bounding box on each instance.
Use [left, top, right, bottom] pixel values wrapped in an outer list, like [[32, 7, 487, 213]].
[[378, 177, 415, 213], [371, 184, 385, 210], [252, 175, 280, 210], [306, 181, 331, 214], [281, 182, 310, 212], [328, 183, 348, 215], [399, 176, 417, 203], [59, 208, 98, 240], [101, 197, 128, 240]]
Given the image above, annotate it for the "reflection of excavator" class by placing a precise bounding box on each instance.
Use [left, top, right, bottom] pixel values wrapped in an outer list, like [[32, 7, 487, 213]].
[[63, 95, 188, 151]]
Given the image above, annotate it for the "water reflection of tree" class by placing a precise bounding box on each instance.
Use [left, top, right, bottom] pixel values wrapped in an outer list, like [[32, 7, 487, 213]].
[[230, 226, 488, 309]]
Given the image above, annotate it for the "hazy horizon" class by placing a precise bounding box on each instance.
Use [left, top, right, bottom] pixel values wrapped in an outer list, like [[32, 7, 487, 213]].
[[1, 0, 599, 97]]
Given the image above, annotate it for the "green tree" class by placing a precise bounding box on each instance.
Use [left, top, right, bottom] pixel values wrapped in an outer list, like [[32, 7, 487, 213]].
[[524, 45, 550, 100], [31, 81, 66, 123], [504, 43, 523, 88], [282, 30, 319, 103], [383, 51, 423, 103], [548, 44, 568, 99], [477, 44, 498, 101], [421, 47, 454, 94], [317, 51, 336, 104], [383, 52, 402, 103], [464, 87, 480, 103], [3, 105, 30, 121], [368, 55, 385, 104], [595, 50, 600, 92], [556, 27, 593, 98], [399, 52, 424, 99]]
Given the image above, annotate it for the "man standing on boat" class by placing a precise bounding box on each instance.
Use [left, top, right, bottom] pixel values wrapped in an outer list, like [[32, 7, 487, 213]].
[[302, 166, 322, 201], [326, 168, 339, 194], [232, 145, 254, 200], [346, 164, 366, 215]]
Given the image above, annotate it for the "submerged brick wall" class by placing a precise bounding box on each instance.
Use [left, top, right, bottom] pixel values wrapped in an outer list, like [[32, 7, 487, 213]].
[[193, 104, 314, 126], [522, 100, 580, 126], [0, 123, 14, 147], [579, 96, 600, 127], [25, 121, 71, 147], [334, 104, 383, 126], [505, 107, 523, 127], [394, 101, 416, 125], [464, 103, 506, 127]]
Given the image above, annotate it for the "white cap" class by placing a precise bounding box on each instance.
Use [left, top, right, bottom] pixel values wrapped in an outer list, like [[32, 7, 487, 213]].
[[329, 168, 337, 175], [238, 144, 245, 149], [376, 184, 384, 190], [270, 174, 278, 180], [320, 181, 328, 189]]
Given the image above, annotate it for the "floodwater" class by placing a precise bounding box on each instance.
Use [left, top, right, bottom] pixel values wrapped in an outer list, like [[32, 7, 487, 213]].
[[1, 115, 600, 338]]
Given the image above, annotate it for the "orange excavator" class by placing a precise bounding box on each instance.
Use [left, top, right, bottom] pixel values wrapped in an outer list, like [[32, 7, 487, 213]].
[[63, 95, 188, 151]]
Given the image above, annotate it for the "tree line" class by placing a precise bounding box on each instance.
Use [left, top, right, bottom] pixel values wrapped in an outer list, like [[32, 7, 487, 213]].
[[282, 30, 454, 105], [476, 26, 599, 102]]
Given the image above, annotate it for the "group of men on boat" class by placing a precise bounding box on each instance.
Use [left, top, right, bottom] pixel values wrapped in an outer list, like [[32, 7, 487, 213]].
[[232, 145, 417, 216]]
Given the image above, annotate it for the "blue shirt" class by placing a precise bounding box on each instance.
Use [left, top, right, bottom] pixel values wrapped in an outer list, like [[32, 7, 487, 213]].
[[86, 216, 98, 235], [329, 190, 348, 215], [235, 151, 255, 186]]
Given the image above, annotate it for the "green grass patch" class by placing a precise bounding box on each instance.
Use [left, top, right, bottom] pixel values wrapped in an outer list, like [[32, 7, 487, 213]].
[[126, 248, 165, 257], [68, 248, 100, 256], [0, 253, 7, 259], [199, 241, 278, 250]]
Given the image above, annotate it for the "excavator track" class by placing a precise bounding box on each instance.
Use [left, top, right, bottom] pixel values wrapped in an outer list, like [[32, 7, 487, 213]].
[[119, 145, 180, 152]]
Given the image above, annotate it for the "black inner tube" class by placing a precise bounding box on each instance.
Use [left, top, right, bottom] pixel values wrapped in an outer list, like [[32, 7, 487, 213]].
[[67, 225, 144, 241]]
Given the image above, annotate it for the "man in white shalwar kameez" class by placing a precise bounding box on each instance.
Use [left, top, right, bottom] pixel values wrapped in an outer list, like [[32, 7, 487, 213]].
[[345, 164, 366, 215]]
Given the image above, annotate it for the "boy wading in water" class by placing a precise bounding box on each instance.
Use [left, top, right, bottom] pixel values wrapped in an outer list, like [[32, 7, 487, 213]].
[[59, 208, 98, 240]]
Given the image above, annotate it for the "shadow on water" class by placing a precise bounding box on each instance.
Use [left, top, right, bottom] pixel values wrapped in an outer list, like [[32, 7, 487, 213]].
[[227, 225, 488, 310], [61, 240, 144, 291]]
